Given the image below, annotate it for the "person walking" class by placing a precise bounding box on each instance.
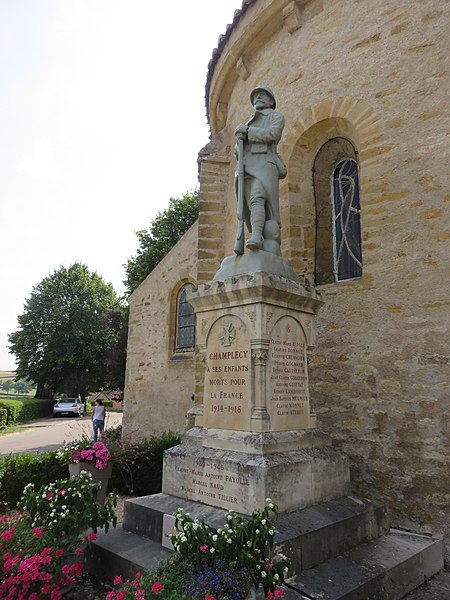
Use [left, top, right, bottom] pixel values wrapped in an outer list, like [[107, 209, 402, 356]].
[[92, 398, 106, 442]]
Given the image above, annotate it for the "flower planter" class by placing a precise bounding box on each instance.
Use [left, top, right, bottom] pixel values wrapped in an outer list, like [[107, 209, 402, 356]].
[[68, 462, 112, 504]]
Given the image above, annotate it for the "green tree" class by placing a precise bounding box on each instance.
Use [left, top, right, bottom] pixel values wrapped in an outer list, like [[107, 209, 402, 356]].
[[13, 380, 33, 395], [8, 263, 127, 401], [124, 189, 199, 294], [0, 380, 13, 395]]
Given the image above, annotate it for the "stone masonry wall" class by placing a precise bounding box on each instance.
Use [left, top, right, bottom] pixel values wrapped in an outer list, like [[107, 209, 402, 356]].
[[201, 0, 450, 551], [123, 223, 198, 439]]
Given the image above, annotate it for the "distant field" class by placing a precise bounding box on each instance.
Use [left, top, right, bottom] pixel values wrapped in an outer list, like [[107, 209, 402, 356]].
[[0, 371, 15, 380], [0, 371, 35, 397]]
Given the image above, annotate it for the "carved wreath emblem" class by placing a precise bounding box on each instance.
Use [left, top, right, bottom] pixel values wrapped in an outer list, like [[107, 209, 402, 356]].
[[220, 321, 236, 347]]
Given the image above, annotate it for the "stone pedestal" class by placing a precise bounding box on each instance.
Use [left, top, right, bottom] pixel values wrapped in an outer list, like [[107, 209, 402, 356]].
[[162, 271, 350, 515]]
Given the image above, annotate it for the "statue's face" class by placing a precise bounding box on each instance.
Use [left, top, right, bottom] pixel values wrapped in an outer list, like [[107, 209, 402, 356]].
[[252, 90, 274, 110]]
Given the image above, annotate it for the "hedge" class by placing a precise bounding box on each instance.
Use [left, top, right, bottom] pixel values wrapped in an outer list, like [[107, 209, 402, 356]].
[[0, 451, 67, 505], [0, 398, 55, 426]]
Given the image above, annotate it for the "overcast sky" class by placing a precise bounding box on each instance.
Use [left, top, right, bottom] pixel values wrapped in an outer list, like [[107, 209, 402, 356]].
[[0, 0, 240, 371]]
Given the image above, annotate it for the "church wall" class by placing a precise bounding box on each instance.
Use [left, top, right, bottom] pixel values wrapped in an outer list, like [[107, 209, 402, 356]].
[[123, 223, 198, 439], [201, 0, 449, 550]]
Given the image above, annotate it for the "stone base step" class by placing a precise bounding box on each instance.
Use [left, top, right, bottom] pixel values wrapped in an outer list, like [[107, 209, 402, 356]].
[[123, 493, 389, 572], [284, 529, 444, 600], [89, 524, 169, 584]]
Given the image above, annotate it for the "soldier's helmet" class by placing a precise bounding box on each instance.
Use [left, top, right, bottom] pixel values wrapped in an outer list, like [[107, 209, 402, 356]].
[[250, 86, 276, 109]]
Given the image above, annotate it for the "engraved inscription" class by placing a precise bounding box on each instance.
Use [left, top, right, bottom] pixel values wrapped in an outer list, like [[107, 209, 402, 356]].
[[269, 317, 309, 429]]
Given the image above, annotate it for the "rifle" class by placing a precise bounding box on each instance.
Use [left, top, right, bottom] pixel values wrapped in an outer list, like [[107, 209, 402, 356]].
[[234, 135, 245, 255]]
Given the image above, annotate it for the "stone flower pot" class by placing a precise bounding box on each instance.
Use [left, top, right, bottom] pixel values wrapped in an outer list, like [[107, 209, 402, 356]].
[[68, 461, 113, 504]]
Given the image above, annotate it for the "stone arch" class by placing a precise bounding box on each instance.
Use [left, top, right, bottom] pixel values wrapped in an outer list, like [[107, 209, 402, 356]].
[[279, 97, 382, 283]]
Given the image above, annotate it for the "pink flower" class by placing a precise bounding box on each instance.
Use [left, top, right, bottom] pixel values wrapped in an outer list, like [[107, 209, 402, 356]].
[[199, 544, 209, 553], [151, 581, 164, 594], [87, 532, 97, 541], [33, 527, 44, 538], [275, 591, 284, 598], [75, 547, 84, 555], [42, 583, 52, 594], [59, 489, 67, 496], [117, 591, 126, 600], [106, 592, 117, 600], [55, 549, 65, 558], [1, 527, 16, 542], [51, 588, 62, 600], [113, 575, 122, 586], [268, 593, 274, 600], [45, 492, 54, 501], [205, 596, 217, 600], [266, 562, 273, 571]]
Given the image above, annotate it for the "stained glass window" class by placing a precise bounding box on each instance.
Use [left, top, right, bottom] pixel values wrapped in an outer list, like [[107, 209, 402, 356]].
[[332, 159, 362, 281], [175, 285, 195, 351]]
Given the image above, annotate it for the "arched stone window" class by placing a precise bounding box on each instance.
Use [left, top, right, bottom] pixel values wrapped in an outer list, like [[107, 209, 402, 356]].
[[175, 284, 196, 352], [313, 138, 362, 284]]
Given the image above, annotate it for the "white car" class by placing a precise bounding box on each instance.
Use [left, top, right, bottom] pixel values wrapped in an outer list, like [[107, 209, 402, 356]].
[[53, 398, 85, 417]]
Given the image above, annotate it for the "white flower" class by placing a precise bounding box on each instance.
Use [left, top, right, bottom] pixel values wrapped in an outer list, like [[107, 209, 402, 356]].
[[227, 538, 232, 544], [246, 541, 252, 547], [256, 565, 261, 570], [210, 548, 215, 553], [265, 498, 272, 503], [227, 528, 233, 534], [269, 503, 274, 509], [256, 529, 260, 534], [269, 529, 274, 535], [22, 506, 27, 511], [180, 535, 187, 542], [227, 514, 233, 521], [212, 535, 218, 542], [261, 571, 267, 578], [192, 523, 199, 531], [283, 567, 289, 573], [274, 574, 280, 580], [261, 519, 266, 525]]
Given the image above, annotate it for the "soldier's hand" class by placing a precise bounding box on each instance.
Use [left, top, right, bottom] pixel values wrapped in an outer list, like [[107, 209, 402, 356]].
[[235, 123, 248, 138]]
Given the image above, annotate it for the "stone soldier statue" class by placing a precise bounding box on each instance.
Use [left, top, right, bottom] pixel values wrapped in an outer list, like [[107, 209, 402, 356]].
[[234, 86, 287, 256]]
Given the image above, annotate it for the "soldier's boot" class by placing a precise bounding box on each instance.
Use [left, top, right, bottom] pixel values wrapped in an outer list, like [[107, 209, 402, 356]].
[[246, 202, 265, 250]]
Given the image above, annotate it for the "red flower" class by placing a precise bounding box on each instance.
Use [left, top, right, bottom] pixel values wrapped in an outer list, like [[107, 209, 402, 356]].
[[33, 527, 44, 538], [1, 527, 16, 542], [51, 588, 62, 600], [45, 492, 54, 501], [116, 591, 126, 600], [205, 596, 217, 600], [113, 575, 122, 586], [42, 583, 52, 594], [55, 549, 65, 558], [87, 532, 97, 541], [151, 581, 164, 594], [75, 547, 84, 555], [199, 544, 209, 553], [275, 591, 284, 598]]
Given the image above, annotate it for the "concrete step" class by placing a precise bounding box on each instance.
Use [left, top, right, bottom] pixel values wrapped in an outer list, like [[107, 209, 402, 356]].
[[284, 529, 444, 600], [123, 493, 389, 573]]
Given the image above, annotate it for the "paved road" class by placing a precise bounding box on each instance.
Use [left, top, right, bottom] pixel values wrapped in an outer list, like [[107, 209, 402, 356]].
[[0, 412, 122, 455]]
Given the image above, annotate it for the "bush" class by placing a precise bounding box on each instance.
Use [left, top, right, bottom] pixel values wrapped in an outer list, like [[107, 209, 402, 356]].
[[0, 451, 66, 506], [104, 427, 181, 495], [0, 397, 54, 426], [0, 408, 8, 430]]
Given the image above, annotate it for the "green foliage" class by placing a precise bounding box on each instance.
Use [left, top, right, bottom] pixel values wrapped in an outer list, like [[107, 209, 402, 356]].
[[104, 427, 181, 495], [8, 262, 128, 400], [0, 397, 54, 427], [124, 190, 199, 294], [0, 408, 7, 429], [18, 471, 117, 546], [171, 500, 291, 596], [0, 451, 66, 505]]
